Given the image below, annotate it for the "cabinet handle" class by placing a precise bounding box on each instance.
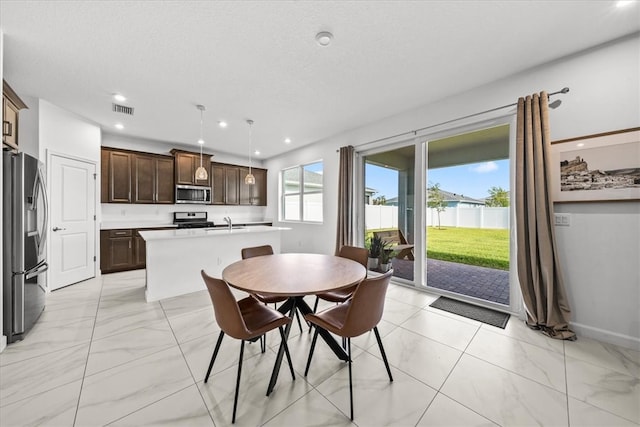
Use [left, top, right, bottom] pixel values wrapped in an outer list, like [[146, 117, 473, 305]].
[[129, 240, 131, 249], [114, 231, 128, 235], [3, 121, 12, 137]]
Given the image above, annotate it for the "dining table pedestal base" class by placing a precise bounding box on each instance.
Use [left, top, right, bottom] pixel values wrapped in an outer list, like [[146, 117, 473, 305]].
[[266, 296, 349, 396]]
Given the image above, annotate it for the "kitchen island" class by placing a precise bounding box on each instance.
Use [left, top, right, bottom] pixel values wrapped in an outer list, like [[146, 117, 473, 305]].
[[138, 225, 290, 302]]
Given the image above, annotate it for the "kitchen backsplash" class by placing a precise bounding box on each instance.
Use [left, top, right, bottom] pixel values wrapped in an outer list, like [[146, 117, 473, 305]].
[[101, 203, 269, 225]]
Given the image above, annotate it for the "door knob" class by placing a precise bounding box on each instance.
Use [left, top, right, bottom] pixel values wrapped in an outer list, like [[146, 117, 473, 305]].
[[52, 227, 66, 232]]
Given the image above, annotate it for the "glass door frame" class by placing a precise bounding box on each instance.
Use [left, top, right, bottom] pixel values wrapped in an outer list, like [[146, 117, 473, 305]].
[[356, 113, 523, 315], [355, 136, 419, 287]]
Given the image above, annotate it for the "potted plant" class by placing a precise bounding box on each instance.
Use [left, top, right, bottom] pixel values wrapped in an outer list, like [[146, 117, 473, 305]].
[[379, 243, 395, 272], [366, 235, 384, 270]]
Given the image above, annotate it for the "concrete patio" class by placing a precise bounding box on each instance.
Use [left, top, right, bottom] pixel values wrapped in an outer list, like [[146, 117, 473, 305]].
[[390, 258, 510, 305]]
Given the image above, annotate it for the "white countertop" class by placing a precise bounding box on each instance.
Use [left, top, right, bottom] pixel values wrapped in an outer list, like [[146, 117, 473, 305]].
[[138, 225, 290, 241], [100, 220, 273, 230]]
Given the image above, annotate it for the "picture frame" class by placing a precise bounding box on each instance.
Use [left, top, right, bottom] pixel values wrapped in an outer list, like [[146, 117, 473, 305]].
[[550, 127, 640, 203]]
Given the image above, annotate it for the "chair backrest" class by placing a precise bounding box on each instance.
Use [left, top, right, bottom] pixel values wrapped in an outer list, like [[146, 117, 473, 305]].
[[338, 245, 368, 268], [373, 230, 408, 245], [201, 270, 250, 339], [341, 270, 393, 337], [241, 245, 274, 259]]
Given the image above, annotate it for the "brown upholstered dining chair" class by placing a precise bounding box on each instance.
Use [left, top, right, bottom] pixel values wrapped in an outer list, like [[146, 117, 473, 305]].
[[241, 245, 303, 342], [304, 269, 394, 421], [308, 245, 368, 333], [200, 270, 295, 424]]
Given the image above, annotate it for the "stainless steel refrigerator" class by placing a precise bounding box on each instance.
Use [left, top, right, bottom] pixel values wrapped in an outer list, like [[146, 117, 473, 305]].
[[3, 151, 48, 343]]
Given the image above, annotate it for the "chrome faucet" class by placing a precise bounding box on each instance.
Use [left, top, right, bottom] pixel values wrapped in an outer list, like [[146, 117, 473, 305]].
[[223, 216, 232, 230]]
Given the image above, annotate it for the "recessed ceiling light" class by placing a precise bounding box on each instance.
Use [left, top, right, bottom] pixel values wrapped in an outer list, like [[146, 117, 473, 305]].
[[113, 93, 127, 102], [254, 150, 260, 156], [284, 138, 292, 144], [218, 121, 227, 128], [197, 138, 205, 145], [315, 31, 333, 46], [616, 0, 634, 7], [115, 123, 124, 130], [577, 143, 585, 147]]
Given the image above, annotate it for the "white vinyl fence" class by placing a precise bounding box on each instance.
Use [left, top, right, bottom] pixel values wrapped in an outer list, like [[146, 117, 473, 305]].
[[365, 205, 509, 230]]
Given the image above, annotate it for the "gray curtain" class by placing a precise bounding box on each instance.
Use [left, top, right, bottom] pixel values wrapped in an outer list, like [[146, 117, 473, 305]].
[[515, 92, 576, 340], [335, 145, 355, 254]]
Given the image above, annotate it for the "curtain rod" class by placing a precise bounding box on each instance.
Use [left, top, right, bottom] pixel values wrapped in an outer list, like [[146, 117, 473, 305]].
[[338, 87, 570, 152]]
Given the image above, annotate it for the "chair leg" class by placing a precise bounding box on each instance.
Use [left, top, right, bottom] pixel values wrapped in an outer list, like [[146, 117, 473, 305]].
[[232, 340, 245, 424], [205, 331, 225, 383], [279, 326, 295, 381], [304, 327, 320, 376], [348, 337, 353, 421], [308, 297, 319, 333], [373, 326, 393, 382], [260, 334, 266, 353], [294, 309, 303, 333]]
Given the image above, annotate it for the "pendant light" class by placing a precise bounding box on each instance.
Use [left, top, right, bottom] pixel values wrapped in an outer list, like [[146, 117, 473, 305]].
[[245, 119, 255, 185], [195, 105, 208, 181]]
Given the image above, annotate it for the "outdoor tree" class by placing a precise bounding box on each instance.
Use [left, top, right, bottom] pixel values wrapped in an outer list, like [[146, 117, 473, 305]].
[[372, 195, 387, 205], [486, 186, 509, 207], [427, 182, 447, 229]]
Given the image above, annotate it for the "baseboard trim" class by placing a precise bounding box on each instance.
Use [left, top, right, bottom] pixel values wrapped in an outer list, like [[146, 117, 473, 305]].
[[571, 322, 640, 351], [0, 335, 7, 353]]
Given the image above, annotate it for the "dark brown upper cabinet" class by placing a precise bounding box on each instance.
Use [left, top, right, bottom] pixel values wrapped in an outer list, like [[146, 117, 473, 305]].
[[101, 147, 173, 204], [132, 153, 174, 204], [171, 149, 212, 187], [2, 80, 28, 151], [213, 162, 267, 206], [101, 149, 132, 203]]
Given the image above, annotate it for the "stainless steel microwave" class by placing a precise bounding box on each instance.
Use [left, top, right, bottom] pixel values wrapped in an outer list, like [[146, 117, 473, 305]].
[[175, 185, 212, 204]]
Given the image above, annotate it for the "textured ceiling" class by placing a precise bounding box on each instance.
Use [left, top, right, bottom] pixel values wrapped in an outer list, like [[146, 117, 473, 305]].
[[1, 1, 639, 159]]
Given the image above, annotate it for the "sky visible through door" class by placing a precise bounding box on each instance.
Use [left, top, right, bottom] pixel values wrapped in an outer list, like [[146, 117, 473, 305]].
[[367, 159, 509, 200]]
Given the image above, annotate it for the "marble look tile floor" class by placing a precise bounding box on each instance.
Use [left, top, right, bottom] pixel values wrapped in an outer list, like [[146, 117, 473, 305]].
[[1, 270, 638, 426]]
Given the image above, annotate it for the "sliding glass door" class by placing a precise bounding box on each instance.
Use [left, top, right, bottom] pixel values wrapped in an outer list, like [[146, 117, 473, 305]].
[[363, 145, 415, 283], [425, 124, 512, 308], [358, 118, 518, 312]]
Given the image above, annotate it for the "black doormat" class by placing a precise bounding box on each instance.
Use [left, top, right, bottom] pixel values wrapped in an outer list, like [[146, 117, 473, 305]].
[[430, 297, 510, 329]]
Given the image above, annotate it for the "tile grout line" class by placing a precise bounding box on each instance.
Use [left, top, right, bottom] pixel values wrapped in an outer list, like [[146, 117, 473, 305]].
[[426, 325, 500, 427], [103, 383, 196, 426], [159, 295, 217, 426], [72, 278, 106, 427], [563, 340, 571, 426]]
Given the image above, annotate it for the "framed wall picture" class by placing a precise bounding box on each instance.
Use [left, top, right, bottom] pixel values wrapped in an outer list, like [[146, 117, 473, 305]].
[[550, 127, 640, 203]]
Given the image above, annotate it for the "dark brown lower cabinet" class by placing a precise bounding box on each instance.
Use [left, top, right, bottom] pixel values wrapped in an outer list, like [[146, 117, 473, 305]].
[[100, 229, 134, 273], [100, 227, 172, 273]]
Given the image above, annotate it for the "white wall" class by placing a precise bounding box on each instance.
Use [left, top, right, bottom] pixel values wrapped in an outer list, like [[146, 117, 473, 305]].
[[39, 100, 102, 164], [264, 34, 640, 349], [102, 132, 264, 168], [38, 100, 102, 290]]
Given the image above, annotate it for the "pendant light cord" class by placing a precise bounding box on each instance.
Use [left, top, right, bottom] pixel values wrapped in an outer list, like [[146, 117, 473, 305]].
[[248, 120, 253, 175], [199, 109, 204, 168]]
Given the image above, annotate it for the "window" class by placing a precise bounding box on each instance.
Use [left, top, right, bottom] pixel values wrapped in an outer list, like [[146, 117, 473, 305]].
[[281, 161, 323, 222]]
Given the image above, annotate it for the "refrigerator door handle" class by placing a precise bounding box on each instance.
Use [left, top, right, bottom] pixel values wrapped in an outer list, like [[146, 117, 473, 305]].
[[25, 261, 49, 280], [33, 165, 49, 257]]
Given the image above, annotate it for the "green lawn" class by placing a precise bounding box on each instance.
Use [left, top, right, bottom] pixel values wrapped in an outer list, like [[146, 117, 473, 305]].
[[366, 227, 509, 271], [427, 226, 509, 270]]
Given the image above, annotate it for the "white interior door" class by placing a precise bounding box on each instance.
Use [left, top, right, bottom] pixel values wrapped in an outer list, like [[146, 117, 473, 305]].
[[49, 154, 96, 290]]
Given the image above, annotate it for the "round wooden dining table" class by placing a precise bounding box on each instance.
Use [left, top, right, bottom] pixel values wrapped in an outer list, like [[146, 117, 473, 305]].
[[222, 253, 367, 395]]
